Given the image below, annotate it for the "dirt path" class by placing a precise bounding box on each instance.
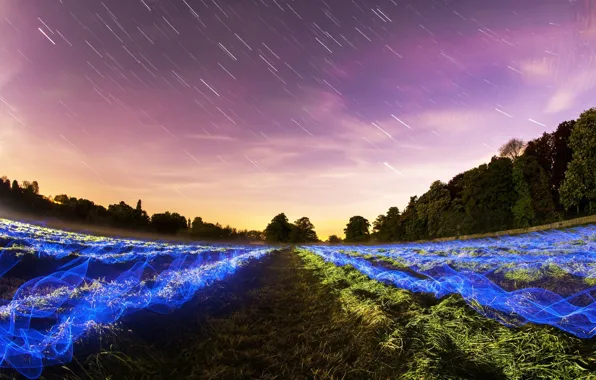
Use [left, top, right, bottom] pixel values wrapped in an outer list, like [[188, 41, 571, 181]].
[[36, 249, 388, 380]]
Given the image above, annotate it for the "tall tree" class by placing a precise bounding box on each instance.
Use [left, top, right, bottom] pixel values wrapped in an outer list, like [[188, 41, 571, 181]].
[[372, 213, 388, 241], [560, 108, 596, 213], [524, 120, 575, 209], [521, 155, 556, 223], [11, 180, 20, 194], [290, 217, 318, 243], [512, 161, 535, 228], [499, 138, 526, 161], [0, 177, 10, 197], [400, 196, 425, 240], [415, 181, 451, 238], [462, 157, 516, 233], [344, 216, 370, 242], [372, 206, 402, 242], [264, 213, 293, 243], [551, 120, 575, 200], [524, 133, 554, 177]]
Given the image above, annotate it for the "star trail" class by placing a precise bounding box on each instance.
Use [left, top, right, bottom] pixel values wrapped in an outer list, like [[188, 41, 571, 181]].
[[0, 0, 595, 238]]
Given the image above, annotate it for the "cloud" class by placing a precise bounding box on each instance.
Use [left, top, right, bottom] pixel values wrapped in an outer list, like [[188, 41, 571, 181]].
[[411, 108, 491, 133], [519, 58, 553, 80], [545, 69, 596, 113]]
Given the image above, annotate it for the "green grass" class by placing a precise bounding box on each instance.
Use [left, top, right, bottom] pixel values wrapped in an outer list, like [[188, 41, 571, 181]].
[[31, 250, 405, 379], [297, 248, 596, 380], [3, 248, 596, 379], [501, 263, 568, 283]]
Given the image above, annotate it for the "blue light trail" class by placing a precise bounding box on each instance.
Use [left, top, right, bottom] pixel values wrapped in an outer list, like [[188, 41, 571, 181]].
[[0, 218, 273, 379], [302, 225, 596, 339]]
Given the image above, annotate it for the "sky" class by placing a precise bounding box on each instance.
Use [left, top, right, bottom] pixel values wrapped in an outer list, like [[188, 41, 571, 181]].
[[1, 0, 595, 239]]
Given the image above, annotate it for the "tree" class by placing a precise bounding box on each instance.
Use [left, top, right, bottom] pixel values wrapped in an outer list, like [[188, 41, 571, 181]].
[[560, 161, 587, 214], [344, 216, 370, 242], [372, 214, 388, 241], [560, 108, 596, 213], [550, 121, 575, 196], [108, 201, 137, 227], [191, 217, 225, 239], [512, 161, 534, 228], [290, 217, 318, 243], [461, 157, 516, 233], [518, 155, 556, 223], [20, 180, 39, 195], [415, 181, 451, 238], [327, 235, 342, 244], [54, 194, 70, 204], [11, 180, 20, 194], [499, 138, 526, 161], [21, 181, 31, 192], [264, 213, 293, 243], [371, 207, 402, 242], [524, 120, 575, 209], [524, 133, 554, 177], [136, 199, 143, 211], [191, 217, 204, 230], [400, 196, 426, 240], [151, 212, 188, 234], [0, 177, 10, 197]]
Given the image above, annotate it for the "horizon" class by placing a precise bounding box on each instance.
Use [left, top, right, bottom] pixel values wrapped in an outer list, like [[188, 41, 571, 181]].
[[2, 0, 595, 239]]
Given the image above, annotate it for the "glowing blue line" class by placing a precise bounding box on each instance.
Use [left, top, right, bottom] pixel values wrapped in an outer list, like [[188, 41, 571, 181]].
[[0, 218, 273, 378], [302, 225, 596, 339]]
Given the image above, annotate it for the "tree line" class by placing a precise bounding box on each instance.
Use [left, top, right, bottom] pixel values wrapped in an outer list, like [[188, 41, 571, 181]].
[[337, 107, 596, 243], [0, 182, 264, 242], [2, 108, 595, 244]]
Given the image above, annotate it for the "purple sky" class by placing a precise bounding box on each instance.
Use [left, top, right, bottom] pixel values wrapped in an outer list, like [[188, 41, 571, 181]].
[[1, 0, 595, 239]]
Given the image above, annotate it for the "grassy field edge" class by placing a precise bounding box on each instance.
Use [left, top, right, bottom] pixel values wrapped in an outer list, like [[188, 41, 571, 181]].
[[297, 247, 596, 380]]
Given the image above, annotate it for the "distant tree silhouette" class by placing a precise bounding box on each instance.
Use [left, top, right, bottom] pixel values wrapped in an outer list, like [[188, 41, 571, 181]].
[[344, 216, 370, 242], [0, 176, 265, 241], [151, 212, 188, 235], [289, 217, 319, 243], [327, 235, 342, 244], [372, 207, 401, 242], [264, 213, 293, 243], [11, 180, 20, 195]]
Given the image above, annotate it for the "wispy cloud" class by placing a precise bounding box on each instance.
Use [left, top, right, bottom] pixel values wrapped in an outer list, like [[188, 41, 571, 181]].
[[545, 69, 596, 113]]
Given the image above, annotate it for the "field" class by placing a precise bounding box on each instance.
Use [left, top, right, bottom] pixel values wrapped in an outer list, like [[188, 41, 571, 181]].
[[1, 219, 596, 379]]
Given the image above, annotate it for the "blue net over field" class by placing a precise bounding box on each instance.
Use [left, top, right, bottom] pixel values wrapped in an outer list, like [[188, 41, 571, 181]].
[[302, 225, 596, 339], [0, 219, 273, 379]]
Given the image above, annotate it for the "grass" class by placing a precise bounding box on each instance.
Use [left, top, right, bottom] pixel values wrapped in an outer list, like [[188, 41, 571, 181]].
[[1, 248, 596, 379], [297, 248, 596, 380], [26, 249, 403, 379]]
